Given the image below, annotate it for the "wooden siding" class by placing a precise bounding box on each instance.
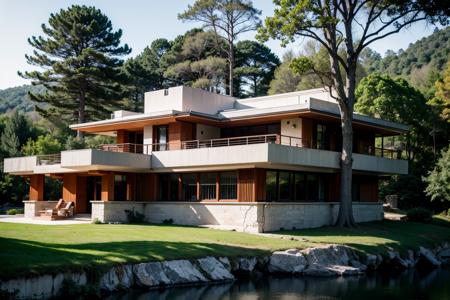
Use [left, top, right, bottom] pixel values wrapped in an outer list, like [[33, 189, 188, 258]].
[[238, 169, 256, 202], [359, 176, 379, 202], [29, 174, 44, 201], [101, 174, 115, 201]]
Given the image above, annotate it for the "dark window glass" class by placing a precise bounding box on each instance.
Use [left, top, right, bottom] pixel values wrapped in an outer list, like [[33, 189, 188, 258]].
[[156, 125, 168, 151], [182, 174, 197, 201], [219, 172, 237, 199], [159, 174, 169, 201], [169, 174, 179, 201], [278, 171, 292, 201], [306, 174, 318, 201], [294, 173, 306, 201], [114, 175, 127, 201], [316, 124, 327, 150], [200, 173, 217, 200], [266, 171, 277, 201]]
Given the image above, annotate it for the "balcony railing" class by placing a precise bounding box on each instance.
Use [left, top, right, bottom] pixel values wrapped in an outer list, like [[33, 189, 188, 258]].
[[97, 134, 401, 159], [36, 153, 61, 165], [99, 143, 144, 154]]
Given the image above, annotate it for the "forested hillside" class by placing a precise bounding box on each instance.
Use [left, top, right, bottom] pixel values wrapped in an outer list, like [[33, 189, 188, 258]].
[[362, 27, 450, 91], [0, 85, 45, 114]]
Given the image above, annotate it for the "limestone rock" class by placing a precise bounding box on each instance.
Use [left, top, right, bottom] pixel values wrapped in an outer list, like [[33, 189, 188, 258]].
[[133, 262, 171, 287], [303, 263, 362, 277], [268, 249, 307, 274], [162, 260, 208, 284], [99, 265, 133, 291], [365, 254, 379, 269], [349, 259, 367, 272], [218, 257, 232, 271], [389, 251, 409, 269], [437, 248, 450, 263], [302, 245, 351, 266], [99, 268, 120, 291], [419, 247, 441, 267], [196, 257, 234, 281], [238, 257, 257, 272]]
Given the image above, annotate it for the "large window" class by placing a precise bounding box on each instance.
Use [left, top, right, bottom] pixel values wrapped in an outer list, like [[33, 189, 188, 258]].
[[182, 173, 197, 201], [159, 174, 179, 201], [200, 173, 217, 200], [266, 170, 327, 202], [315, 124, 327, 150], [114, 175, 127, 201], [219, 172, 237, 199], [266, 171, 277, 201]]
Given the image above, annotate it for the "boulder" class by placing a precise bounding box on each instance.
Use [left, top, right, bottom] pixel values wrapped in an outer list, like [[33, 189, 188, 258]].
[[268, 249, 307, 274], [133, 262, 171, 287], [302, 245, 350, 266], [437, 248, 450, 263], [99, 268, 120, 291], [365, 254, 379, 269], [419, 247, 441, 267], [386, 250, 409, 269], [162, 260, 208, 284], [99, 265, 133, 291], [349, 259, 367, 272], [218, 257, 232, 271], [303, 264, 362, 277], [238, 257, 257, 273], [196, 257, 234, 281]]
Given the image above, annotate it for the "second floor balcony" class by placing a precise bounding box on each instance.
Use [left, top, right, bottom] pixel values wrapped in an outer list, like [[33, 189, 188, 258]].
[[98, 133, 402, 159]]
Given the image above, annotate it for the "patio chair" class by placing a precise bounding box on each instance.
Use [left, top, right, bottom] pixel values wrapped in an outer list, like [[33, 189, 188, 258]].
[[57, 201, 74, 217], [39, 198, 64, 217]]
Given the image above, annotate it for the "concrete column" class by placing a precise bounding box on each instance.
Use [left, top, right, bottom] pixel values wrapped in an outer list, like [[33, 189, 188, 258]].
[[29, 174, 44, 201]]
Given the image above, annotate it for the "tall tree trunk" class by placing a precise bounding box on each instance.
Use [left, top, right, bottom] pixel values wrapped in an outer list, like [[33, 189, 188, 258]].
[[336, 111, 355, 227], [228, 41, 234, 97], [77, 90, 85, 139]]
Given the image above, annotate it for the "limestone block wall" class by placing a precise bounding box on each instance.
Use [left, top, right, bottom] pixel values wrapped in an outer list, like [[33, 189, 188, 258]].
[[92, 201, 383, 233], [23, 201, 59, 218], [261, 202, 383, 232]]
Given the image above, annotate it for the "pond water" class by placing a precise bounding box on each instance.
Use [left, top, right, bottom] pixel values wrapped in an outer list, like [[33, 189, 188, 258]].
[[105, 267, 450, 300]]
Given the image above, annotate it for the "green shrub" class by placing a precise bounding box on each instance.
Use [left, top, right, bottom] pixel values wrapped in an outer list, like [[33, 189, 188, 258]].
[[407, 207, 432, 223], [6, 208, 24, 215], [92, 218, 103, 224], [124, 208, 146, 224]]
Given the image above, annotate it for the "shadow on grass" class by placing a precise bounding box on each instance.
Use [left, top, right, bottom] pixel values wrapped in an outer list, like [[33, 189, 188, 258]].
[[0, 237, 268, 280], [271, 220, 450, 255]]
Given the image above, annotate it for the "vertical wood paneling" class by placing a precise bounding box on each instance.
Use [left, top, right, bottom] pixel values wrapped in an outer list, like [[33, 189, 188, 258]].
[[76, 176, 87, 213], [101, 174, 115, 201], [238, 169, 256, 202], [126, 173, 136, 201], [301, 118, 313, 148], [359, 176, 379, 202], [255, 169, 266, 201], [63, 174, 77, 201], [116, 130, 129, 144], [29, 174, 44, 201]]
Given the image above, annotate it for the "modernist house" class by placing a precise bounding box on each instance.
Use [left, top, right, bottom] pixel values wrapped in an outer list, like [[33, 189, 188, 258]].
[[4, 86, 408, 232]]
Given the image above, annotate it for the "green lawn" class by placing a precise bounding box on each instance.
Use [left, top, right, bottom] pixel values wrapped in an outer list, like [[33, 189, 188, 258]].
[[276, 219, 450, 255], [1, 219, 449, 279], [0, 223, 313, 279]]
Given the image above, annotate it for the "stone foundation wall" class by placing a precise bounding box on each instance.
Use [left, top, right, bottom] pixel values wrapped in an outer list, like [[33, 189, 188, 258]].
[[91, 201, 383, 233], [23, 201, 59, 218]]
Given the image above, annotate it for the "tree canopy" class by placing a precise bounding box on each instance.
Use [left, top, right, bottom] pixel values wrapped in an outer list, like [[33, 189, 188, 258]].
[[19, 5, 131, 136], [179, 0, 261, 96]]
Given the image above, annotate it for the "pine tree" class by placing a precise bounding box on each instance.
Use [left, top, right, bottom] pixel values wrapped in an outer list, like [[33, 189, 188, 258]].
[[19, 5, 131, 137]]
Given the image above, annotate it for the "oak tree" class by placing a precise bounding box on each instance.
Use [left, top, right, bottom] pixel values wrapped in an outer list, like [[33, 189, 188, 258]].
[[258, 0, 449, 226]]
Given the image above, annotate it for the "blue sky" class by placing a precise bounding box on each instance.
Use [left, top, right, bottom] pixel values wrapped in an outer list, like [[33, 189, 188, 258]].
[[0, 0, 440, 89]]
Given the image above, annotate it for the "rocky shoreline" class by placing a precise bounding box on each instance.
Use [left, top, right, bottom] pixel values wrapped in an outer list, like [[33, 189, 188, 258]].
[[1, 243, 449, 299]]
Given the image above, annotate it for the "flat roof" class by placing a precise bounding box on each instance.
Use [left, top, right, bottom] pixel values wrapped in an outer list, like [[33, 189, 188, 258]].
[[70, 91, 409, 135]]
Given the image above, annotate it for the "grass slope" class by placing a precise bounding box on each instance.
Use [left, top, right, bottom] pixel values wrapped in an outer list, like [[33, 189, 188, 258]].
[[0, 219, 449, 279]]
